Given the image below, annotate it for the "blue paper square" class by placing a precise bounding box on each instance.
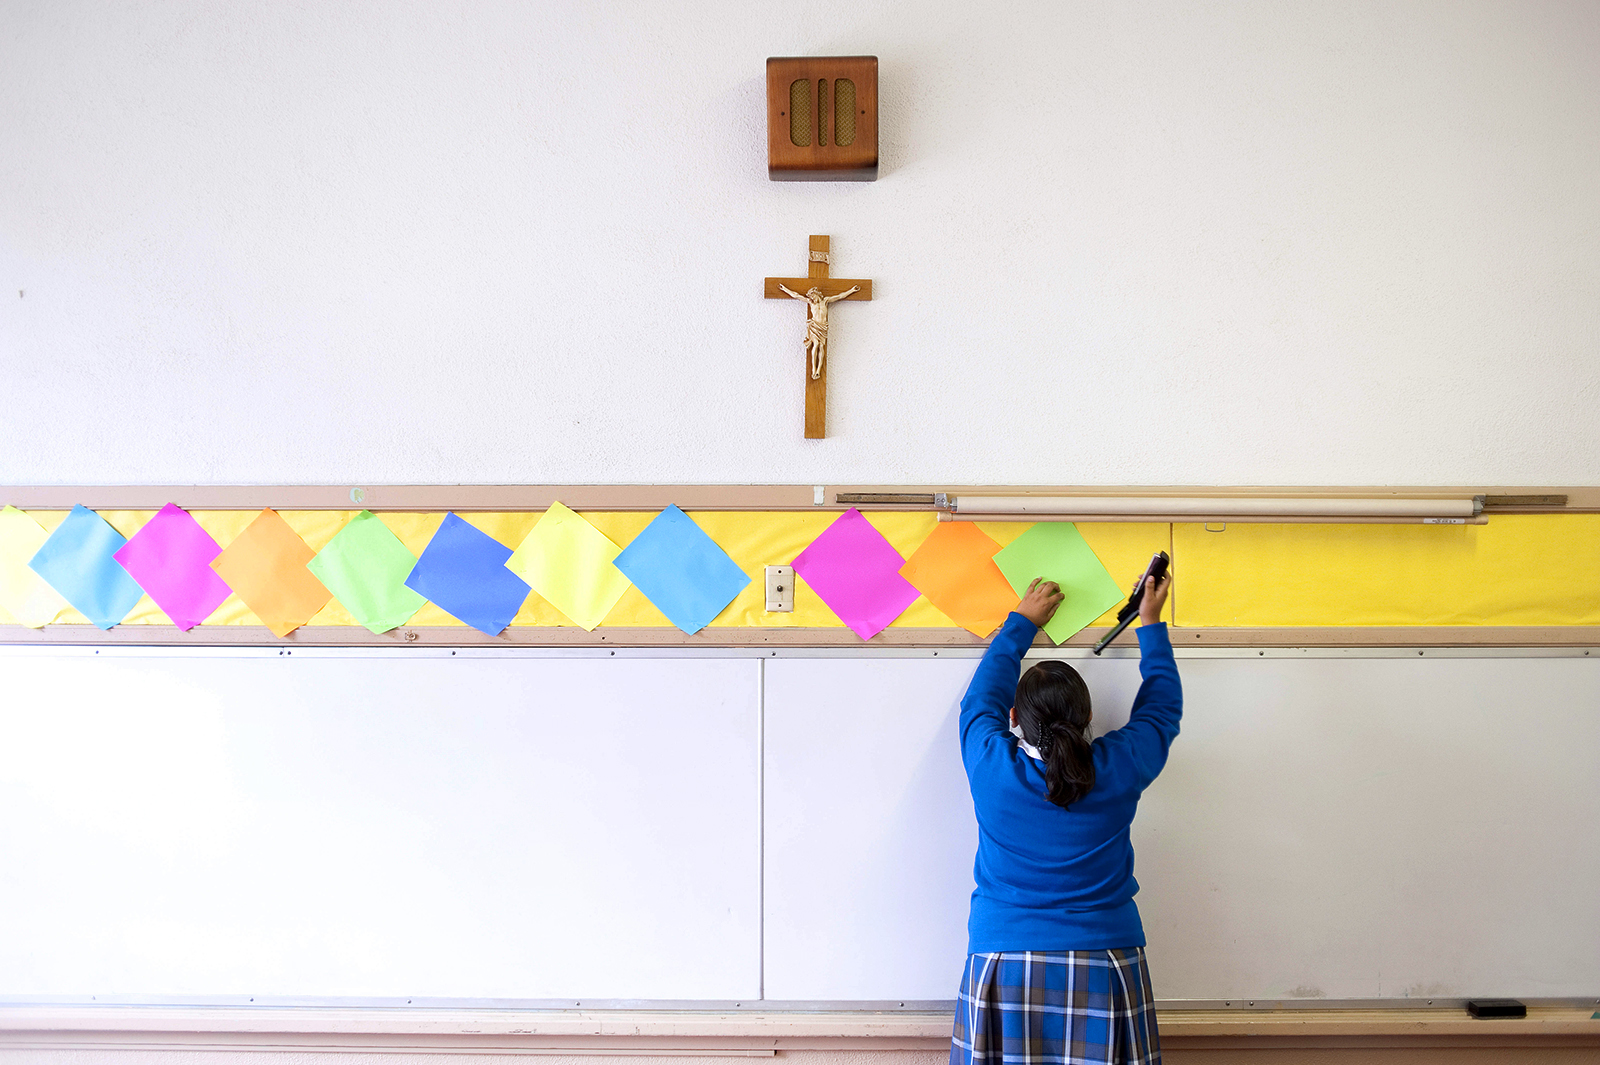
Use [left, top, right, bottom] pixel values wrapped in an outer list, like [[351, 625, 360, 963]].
[[403, 513, 530, 636], [612, 506, 751, 635], [28, 505, 148, 630]]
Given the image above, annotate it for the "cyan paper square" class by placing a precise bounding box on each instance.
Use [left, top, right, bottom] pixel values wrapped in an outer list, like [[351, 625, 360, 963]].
[[403, 513, 530, 636], [612, 505, 751, 635], [28, 505, 147, 630]]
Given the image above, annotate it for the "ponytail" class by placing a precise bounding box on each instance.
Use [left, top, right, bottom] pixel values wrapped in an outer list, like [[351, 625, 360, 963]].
[[1014, 661, 1095, 808]]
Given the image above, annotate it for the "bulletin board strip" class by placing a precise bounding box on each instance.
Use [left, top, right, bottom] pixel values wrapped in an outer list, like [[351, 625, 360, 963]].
[[2, 500, 1597, 645]]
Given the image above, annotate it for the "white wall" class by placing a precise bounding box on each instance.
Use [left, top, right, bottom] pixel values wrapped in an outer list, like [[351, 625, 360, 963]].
[[2, 0, 1597, 488]]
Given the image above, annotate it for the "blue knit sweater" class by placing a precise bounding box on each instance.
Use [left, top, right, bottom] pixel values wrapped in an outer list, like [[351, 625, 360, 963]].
[[960, 612, 1183, 953]]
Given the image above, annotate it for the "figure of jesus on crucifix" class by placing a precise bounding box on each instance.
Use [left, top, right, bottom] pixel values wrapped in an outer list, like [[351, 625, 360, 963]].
[[777, 282, 860, 379], [764, 235, 872, 438]]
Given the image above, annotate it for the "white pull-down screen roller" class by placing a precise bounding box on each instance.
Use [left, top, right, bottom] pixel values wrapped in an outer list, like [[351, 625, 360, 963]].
[[947, 495, 1483, 519]]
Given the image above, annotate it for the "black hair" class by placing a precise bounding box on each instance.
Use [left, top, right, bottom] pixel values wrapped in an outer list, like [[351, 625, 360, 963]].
[[1013, 660, 1095, 808]]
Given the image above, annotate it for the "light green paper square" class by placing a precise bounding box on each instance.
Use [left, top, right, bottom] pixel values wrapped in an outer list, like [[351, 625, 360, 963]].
[[0, 505, 69, 628], [992, 522, 1126, 644], [507, 501, 631, 631], [306, 511, 427, 634]]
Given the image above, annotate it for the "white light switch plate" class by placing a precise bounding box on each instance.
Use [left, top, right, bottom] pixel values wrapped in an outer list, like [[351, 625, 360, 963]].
[[765, 565, 795, 612]]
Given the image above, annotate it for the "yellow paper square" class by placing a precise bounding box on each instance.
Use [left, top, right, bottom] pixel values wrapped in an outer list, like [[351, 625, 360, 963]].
[[506, 502, 632, 630], [0, 506, 70, 628]]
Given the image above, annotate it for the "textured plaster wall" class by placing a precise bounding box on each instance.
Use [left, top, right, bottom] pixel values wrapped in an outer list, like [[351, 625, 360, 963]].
[[2, 0, 1597, 487]]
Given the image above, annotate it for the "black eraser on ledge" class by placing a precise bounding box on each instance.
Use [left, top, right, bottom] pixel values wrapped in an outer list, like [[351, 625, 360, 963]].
[[1466, 999, 1527, 1018]]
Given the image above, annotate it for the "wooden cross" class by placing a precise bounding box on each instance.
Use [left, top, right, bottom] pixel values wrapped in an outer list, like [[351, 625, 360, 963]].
[[764, 235, 872, 439]]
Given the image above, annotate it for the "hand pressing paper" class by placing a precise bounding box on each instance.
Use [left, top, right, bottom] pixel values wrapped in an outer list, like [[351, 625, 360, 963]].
[[992, 523, 1125, 644]]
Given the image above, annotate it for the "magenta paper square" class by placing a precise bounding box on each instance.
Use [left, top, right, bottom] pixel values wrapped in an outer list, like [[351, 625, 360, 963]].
[[113, 503, 234, 630], [791, 509, 922, 641]]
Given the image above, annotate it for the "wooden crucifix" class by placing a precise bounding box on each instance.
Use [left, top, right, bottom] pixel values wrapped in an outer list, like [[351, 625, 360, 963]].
[[764, 235, 872, 438]]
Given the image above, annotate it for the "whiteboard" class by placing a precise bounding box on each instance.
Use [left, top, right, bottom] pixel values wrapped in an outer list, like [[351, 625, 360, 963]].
[[0, 650, 761, 1003], [763, 650, 1600, 1004], [762, 654, 1145, 1002], [762, 657, 984, 1001], [1138, 654, 1600, 1001], [2, 646, 1596, 1007]]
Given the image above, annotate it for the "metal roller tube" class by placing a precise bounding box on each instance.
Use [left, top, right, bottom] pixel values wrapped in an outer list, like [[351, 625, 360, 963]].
[[948, 495, 1483, 518]]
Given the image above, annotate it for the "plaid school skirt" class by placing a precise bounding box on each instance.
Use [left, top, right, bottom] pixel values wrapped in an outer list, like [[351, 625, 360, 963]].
[[950, 949, 1161, 1065]]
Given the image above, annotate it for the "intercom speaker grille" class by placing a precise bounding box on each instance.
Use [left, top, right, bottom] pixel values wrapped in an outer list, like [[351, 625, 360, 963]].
[[833, 79, 856, 146], [788, 79, 812, 146]]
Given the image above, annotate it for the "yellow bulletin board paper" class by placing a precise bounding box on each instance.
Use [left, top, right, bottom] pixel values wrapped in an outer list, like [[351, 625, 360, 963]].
[[0, 506, 69, 628], [1175, 515, 1600, 627], [9, 507, 1591, 634], [0, 510, 1167, 633]]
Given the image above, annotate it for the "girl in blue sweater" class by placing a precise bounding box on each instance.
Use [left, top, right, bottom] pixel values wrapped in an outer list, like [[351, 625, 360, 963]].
[[951, 573, 1180, 1065]]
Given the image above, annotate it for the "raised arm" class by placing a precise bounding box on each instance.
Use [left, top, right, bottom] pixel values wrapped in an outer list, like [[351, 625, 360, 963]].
[[1116, 573, 1183, 789], [821, 285, 859, 304], [777, 283, 805, 300], [958, 579, 1062, 765]]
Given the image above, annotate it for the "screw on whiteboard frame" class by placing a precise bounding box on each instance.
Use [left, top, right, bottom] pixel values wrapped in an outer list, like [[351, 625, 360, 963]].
[[403, 630, 418, 642], [350, 487, 366, 505]]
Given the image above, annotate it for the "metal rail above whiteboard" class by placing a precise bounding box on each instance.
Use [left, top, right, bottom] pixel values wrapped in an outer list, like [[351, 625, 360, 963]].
[[2, 624, 1596, 648]]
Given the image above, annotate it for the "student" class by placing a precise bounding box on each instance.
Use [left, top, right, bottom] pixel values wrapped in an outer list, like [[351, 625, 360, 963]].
[[950, 573, 1180, 1065]]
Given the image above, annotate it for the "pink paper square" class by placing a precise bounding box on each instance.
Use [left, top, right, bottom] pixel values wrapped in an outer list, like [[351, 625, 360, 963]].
[[113, 503, 234, 630], [792, 509, 922, 641]]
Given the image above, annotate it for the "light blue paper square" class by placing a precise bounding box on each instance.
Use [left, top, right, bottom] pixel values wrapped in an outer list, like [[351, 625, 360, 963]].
[[612, 506, 751, 635], [28, 505, 147, 630]]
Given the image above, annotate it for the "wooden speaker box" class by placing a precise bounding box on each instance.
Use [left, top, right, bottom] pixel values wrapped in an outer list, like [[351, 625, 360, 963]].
[[766, 56, 878, 181]]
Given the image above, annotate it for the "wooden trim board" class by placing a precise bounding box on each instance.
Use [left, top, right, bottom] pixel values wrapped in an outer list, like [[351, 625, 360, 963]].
[[0, 1007, 1595, 1054], [3, 485, 1595, 512]]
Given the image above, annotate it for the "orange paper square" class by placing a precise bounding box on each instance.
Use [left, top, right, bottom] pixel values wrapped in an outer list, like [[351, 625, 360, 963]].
[[898, 523, 1018, 638], [210, 509, 332, 637]]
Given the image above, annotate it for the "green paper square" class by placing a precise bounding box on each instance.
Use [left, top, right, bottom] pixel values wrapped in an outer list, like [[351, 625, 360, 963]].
[[307, 511, 428, 634], [992, 523, 1125, 644]]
